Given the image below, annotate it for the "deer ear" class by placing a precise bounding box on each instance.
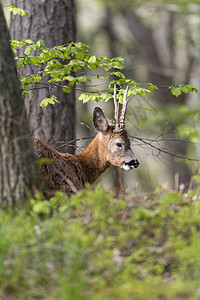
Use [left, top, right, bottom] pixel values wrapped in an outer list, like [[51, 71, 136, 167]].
[[93, 107, 109, 132]]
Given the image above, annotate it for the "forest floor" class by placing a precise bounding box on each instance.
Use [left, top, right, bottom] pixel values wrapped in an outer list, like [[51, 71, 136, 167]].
[[1, 183, 200, 300]]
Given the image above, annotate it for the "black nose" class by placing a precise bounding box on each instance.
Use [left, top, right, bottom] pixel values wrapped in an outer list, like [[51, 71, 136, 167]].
[[128, 159, 139, 168]]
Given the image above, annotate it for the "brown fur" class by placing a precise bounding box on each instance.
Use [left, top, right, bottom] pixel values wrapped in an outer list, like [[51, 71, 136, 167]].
[[33, 107, 138, 197]]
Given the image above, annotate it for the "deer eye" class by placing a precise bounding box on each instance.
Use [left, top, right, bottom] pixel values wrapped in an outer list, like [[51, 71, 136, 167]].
[[116, 142, 123, 148]]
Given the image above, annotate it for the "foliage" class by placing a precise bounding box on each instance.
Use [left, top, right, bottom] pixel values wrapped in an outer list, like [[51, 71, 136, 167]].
[[8, 6, 29, 16], [169, 84, 198, 98], [1, 185, 200, 299], [11, 38, 159, 106], [10, 38, 199, 108], [8, 5, 199, 107]]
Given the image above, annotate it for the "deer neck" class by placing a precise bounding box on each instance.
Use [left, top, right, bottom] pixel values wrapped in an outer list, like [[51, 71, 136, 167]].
[[76, 133, 110, 185]]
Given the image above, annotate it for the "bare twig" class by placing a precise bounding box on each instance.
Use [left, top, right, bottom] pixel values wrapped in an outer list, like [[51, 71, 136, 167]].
[[56, 136, 94, 150], [130, 135, 200, 162], [79, 121, 93, 132]]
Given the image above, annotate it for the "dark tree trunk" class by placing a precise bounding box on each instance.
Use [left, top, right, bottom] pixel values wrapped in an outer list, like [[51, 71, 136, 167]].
[[0, 3, 40, 206], [10, 0, 77, 154]]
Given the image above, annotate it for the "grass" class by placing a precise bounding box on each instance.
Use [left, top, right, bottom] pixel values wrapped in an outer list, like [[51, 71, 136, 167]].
[[1, 184, 200, 299]]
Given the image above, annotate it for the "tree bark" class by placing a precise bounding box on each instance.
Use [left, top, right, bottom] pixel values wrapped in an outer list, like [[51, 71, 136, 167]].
[[0, 2, 40, 206], [10, 0, 77, 154]]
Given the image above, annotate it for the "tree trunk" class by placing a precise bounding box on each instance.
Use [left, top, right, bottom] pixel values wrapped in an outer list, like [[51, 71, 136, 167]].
[[0, 3, 40, 206], [10, 0, 77, 154]]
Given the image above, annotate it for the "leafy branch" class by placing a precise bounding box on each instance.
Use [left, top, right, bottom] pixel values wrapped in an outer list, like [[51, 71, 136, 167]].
[[169, 84, 198, 97], [10, 38, 199, 108], [8, 6, 29, 16], [7, 5, 199, 108]]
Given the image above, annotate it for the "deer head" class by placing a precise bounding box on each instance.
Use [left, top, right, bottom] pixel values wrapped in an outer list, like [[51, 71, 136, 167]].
[[93, 106, 139, 171], [33, 85, 139, 197]]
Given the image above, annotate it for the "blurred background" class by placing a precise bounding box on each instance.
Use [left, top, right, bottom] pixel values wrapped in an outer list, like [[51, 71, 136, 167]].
[[76, 0, 200, 195], [3, 0, 200, 195]]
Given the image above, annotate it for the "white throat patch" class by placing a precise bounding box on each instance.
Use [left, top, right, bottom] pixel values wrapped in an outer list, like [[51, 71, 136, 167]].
[[121, 163, 132, 171]]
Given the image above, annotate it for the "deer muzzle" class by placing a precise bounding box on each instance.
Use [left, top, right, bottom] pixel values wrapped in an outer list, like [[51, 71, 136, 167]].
[[123, 159, 139, 170], [121, 149, 139, 171]]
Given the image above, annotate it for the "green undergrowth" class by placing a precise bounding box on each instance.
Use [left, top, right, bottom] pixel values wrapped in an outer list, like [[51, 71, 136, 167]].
[[1, 185, 200, 299]]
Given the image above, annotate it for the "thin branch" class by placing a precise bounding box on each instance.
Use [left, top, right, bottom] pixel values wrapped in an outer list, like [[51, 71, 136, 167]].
[[48, 131, 200, 163], [130, 135, 200, 162], [79, 121, 93, 132], [56, 136, 94, 150]]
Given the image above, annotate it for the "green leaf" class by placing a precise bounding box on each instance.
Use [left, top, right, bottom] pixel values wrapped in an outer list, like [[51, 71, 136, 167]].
[[88, 56, 97, 64], [88, 55, 102, 64], [111, 56, 124, 63], [78, 93, 88, 103], [10, 39, 27, 48], [36, 40, 45, 48], [77, 76, 91, 83], [147, 83, 158, 92], [110, 71, 125, 78], [101, 93, 113, 102], [24, 46, 32, 55], [79, 93, 100, 103], [40, 95, 59, 108], [170, 84, 198, 97], [62, 87, 72, 93], [76, 53, 85, 60], [102, 56, 111, 63], [180, 85, 189, 94], [73, 65, 81, 72], [179, 84, 198, 94], [25, 39, 34, 44], [90, 64, 99, 70], [106, 61, 124, 70], [97, 72, 110, 79], [170, 87, 182, 97], [128, 86, 150, 98], [8, 6, 29, 16]]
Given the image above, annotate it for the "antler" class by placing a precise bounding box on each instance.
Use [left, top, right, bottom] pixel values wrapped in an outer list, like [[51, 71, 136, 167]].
[[113, 84, 120, 131], [119, 85, 129, 129]]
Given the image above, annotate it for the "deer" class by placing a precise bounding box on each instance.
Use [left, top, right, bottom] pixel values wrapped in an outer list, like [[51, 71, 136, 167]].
[[33, 85, 139, 197]]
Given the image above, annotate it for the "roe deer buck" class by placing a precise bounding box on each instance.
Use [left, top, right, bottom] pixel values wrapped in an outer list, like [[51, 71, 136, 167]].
[[34, 86, 139, 197]]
